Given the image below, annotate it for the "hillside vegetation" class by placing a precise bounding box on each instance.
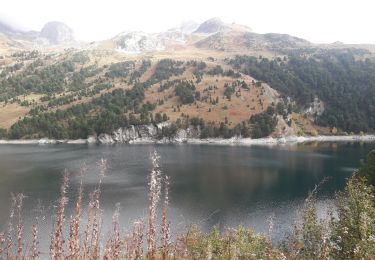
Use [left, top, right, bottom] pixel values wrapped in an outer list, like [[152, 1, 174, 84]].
[[0, 50, 282, 139], [0, 47, 375, 140], [230, 48, 375, 133]]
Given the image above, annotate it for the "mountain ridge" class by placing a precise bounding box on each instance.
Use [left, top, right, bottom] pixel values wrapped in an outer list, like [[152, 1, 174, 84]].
[[0, 17, 375, 140], [2, 17, 375, 54]]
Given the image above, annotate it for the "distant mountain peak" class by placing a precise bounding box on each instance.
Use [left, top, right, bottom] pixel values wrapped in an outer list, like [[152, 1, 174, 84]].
[[194, 17, 226, 34], [194, 17, 252, 34], [40, 21, 75, 44], [169, 20, 199, 34]]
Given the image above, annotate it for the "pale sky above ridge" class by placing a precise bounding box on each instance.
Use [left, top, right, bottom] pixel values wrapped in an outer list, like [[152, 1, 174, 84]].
[[1, 0, 374, 44]]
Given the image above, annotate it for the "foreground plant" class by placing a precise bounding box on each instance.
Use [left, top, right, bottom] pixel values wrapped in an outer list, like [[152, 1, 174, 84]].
[[282, 155, 375, 260], [50, 170, 69, 259], [331, 176, 375, 259]]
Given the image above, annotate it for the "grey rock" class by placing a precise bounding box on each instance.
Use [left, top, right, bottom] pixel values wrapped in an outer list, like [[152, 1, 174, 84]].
[[96, 124, 201, 144], [98, 133, 114, 144], [40, 21, 75, 44]]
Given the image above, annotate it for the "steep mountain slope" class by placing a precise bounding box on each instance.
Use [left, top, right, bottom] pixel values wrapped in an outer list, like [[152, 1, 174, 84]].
[[169, 20, 199, 34], [0, 18, 375, 140], [0, 33, 25, 54], [0, 47, 328, 140], [195, 31, 310, 51], [0, 20, 77, 54], [0, 21, 30, 54], [106, 18, 258, 53], [194, 17, 228, 34]]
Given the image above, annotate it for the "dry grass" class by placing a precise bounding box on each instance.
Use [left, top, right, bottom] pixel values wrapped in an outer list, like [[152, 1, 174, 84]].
[[50, 170, 69, 259], [145, 70, 273, 126], [0, 47, 322, 135], [0, 152, 175, 259], [291, 112, 330, 136], [0, 103, 29, 129]]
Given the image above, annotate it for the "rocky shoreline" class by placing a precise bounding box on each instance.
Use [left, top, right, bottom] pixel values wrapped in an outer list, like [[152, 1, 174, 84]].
[[1, 135, 375, 146], [0, 123, 375, 146]]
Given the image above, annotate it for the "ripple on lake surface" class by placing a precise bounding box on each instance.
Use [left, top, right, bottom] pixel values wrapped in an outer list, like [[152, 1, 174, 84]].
[[0, 142, 374, 246]]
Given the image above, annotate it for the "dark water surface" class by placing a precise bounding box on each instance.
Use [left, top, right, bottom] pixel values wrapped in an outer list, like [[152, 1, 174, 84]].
[[0, 142, 374, 247]]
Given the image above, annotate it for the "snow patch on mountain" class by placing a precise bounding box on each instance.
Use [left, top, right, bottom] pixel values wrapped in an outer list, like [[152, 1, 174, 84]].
[[114, 31, 165, 53]]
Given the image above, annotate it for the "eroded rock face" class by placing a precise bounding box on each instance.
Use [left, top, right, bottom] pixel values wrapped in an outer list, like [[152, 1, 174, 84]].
[[175, 129, 188, 142], [304, 97, 325, 118], [138, 124, 158, 139], [40, 21, 75, 44], [114, 32, 165, 53], [112, 126, 137, 143], [96, 124, 201, 144], [194, 17, 227, 34], [97, 125, 156, 144], [98, 133, 114, 144]]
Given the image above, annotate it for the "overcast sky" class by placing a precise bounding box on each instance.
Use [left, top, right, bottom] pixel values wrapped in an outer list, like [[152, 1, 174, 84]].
[[0, 0, 374, 44]]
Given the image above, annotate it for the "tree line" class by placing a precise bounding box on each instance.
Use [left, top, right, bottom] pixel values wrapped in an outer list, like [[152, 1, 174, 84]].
[[229, 49, 375, 133]]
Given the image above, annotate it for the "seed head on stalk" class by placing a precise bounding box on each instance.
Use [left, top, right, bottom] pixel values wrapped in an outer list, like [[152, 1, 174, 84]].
[[147, 151, 162, 259]]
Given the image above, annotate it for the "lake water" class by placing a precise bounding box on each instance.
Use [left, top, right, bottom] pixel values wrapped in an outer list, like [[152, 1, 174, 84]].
[[0, 142, 374, 248]]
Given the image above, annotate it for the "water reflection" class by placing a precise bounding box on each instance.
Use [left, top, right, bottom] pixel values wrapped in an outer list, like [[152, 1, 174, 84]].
[[0, 142, 374, 245]]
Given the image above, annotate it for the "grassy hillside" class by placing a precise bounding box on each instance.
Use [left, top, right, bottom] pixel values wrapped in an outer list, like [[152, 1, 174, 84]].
[[229, 48, 375, 133], [1, 46, 375, 140], [0, 49, 290, 139]]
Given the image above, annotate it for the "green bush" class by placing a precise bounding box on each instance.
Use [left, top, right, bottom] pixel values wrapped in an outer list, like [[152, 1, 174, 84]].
[[175, 82, 195, 104], [359, 150, 375, 186], [331, 176, 375, 259]]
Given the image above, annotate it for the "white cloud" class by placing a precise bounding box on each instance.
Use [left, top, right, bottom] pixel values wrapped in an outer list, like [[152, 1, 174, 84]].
[[0, 0, 374, 44]]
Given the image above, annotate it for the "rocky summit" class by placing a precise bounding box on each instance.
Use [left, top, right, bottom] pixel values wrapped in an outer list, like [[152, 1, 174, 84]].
[[40, 21, 75, 44]]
